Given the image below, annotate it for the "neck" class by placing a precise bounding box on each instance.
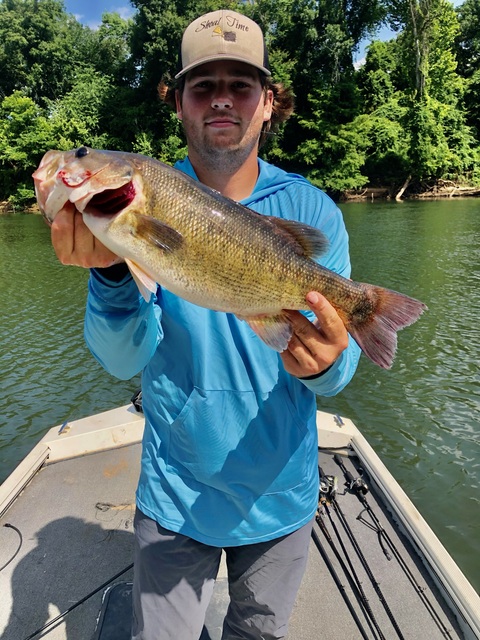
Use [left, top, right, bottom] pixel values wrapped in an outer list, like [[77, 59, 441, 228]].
[[188, 148, 260, 201]]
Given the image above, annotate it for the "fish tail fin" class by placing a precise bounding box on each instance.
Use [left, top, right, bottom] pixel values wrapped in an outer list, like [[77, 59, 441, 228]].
[[348, 285, 427, 369]]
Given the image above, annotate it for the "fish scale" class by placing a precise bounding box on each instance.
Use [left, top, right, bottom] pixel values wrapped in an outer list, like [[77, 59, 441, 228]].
[[33, 147, 427, 369]]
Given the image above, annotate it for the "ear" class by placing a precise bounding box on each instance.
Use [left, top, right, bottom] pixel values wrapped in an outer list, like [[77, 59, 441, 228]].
[[263, 89, 274, 123]]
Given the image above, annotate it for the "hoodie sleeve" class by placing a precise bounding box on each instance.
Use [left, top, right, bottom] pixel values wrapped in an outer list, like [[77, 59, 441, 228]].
[[298, 336, 361, 396], [84, 268, 162, 380]]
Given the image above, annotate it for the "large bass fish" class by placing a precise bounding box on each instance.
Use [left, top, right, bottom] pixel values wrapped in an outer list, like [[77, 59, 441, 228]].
[[33, 147, 427, 369]]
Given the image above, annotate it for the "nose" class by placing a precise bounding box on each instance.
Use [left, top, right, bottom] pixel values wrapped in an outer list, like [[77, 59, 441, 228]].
[[211, 91, 233, 110]]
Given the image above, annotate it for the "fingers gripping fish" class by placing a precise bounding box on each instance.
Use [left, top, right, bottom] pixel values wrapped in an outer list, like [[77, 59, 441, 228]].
[[33, 147, 427, 369]]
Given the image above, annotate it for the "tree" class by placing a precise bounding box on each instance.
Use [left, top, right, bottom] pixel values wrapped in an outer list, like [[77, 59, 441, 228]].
[[47, 70, 114, 149], [381, 0, 476, 190], [0, 92, 56, 202], [357, 40, 397, 112], [456, 0, 480, 139], [0, 0, 92, 103]]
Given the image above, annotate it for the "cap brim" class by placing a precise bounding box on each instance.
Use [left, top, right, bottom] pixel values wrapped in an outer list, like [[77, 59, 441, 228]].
[[175, 55, 271, 79]]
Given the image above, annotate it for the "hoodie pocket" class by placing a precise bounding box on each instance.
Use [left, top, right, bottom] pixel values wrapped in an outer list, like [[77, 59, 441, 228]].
[[166, 386, 309, 497]]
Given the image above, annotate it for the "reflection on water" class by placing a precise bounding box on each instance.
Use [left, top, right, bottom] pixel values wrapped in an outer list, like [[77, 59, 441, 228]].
[[0, 203, 479, 591]]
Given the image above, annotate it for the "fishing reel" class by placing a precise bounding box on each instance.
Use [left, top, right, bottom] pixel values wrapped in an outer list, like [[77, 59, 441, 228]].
[[347, 469, 369, 496], [318, 471, 338, 505], [333, 454, 369, 496]]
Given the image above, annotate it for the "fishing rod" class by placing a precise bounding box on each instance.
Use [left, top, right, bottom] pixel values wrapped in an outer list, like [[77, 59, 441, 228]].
[[22, 562, 134, 640], [317, 474, 387, 640], [333, 454, 454, 639], [323, 477, 406, 640], [311, 523, 371, 640]]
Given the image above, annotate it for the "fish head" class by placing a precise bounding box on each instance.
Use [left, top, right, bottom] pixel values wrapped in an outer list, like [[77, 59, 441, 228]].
[[33, 149, 76, 223], [32, 146, 138, 223]]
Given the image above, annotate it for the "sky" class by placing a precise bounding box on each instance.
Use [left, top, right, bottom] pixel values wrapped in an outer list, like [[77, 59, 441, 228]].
[[64, 0, 135, 29]]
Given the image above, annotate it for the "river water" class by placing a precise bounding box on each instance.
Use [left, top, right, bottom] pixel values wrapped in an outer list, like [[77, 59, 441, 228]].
[[1, 200, 479, 592]]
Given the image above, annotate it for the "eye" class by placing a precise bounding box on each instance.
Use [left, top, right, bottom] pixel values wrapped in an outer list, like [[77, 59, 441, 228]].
[[75, 146, 89, 158], [192, 80, 212, 90]]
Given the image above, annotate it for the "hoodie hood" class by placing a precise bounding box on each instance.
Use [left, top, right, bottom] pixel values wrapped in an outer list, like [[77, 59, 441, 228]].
[[174, 157, 310, 207]]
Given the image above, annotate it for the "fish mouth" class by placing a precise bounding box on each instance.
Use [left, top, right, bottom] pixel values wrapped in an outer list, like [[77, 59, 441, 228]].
[[83, 181, 136, 216]]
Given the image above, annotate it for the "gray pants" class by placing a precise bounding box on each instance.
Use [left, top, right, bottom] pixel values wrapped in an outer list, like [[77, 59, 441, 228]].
[[132, 509, 313, 640]]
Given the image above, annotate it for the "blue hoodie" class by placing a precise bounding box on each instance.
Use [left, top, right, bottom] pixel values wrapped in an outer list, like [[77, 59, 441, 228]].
[[85, 157, 361, 546]]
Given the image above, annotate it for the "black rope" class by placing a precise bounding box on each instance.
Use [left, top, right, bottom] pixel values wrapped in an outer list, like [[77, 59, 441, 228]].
[[0, 523, 23, 572]]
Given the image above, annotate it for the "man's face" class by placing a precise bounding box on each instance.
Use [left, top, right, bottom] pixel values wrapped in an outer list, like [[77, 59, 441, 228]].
[[176, 60, 273, 170]]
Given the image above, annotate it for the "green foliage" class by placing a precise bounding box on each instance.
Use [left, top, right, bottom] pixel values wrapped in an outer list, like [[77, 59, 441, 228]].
[[0, 0, 92, 103], [455, 0, 480, 76], [357, 41, 397, 112], [294, 88, 369, 194], [361, 101, 410, 186], [46, 70, 113, 149], [456, 0, 480, 139], [406, 96, 478, 182], [0, 0, 479, 205], [0, 91, 56, 199]]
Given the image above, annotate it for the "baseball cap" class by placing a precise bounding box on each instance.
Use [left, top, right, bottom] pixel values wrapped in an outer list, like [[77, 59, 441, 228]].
[[175, 10, 271, 79]]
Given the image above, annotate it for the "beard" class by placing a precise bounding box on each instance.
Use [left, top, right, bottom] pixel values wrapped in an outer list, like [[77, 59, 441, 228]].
[[181, 114, 263, 174]]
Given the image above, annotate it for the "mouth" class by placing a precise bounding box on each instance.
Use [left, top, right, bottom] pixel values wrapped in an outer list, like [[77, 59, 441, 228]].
[[84, 181, 136, 216], [206, 118, 239, 128]]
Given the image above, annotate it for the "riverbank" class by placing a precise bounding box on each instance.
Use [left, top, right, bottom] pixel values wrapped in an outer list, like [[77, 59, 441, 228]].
[[341, 182, 480, 201], [3, 182, 480, 213], [0, 201, 38, 214]]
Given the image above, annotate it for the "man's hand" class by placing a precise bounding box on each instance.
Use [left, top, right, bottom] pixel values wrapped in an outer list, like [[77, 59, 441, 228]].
[[281, 292, 349, 379], [50, 203, 122, 268]]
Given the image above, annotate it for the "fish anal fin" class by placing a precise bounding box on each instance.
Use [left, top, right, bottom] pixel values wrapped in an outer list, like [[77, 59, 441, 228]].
[[125, 258, 157, 302], [264, 216, 329, 260], [240, 313, 293, 352], [132, 213, 183, 252]]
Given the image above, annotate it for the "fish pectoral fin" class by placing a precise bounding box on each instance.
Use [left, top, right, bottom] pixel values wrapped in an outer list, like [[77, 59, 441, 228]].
[[132, 213, 183, 252], [125, 258, 157, 302], [264, 216, 329, 260], [240, 313, 293, 352]]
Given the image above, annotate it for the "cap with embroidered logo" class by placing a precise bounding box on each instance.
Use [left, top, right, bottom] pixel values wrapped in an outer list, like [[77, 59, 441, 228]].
[[175, 10, 271, 79]]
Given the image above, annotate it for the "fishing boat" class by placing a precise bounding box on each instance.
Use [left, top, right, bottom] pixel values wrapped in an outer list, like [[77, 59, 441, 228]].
[[0, 403, 479, 640]]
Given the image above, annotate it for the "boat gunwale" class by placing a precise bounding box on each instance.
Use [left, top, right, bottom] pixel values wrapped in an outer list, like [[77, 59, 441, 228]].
[[322, 413, 480, 640]]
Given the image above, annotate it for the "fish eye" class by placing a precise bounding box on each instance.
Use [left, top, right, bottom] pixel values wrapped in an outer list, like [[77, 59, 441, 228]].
[[75, 146, 89, 159]]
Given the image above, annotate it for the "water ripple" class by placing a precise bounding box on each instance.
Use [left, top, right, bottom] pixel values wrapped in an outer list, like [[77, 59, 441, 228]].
[[1, 206, 479, 590]]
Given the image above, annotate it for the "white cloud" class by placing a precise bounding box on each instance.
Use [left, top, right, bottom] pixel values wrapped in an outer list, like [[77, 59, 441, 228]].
[[114, 5, 135, 20]]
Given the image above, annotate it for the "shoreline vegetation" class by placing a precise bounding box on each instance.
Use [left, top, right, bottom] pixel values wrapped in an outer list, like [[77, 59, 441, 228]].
[[4, 182, 480, 214], [340, 182, 480, 201], [2, 1, 480, 210]]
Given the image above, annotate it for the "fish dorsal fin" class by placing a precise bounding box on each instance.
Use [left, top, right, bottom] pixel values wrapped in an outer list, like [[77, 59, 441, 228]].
[[125, 258, 158, 302], [132, 213, 184, 252], [265, 216, 329, 260], [239, 312, 293, 352]]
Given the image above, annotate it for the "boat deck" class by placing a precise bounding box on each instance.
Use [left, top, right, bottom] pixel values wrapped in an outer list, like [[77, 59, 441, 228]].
[[0, 409, 473, 639]]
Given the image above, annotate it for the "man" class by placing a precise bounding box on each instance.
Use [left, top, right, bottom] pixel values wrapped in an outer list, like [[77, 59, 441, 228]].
[[51, 9, 361, 640]]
